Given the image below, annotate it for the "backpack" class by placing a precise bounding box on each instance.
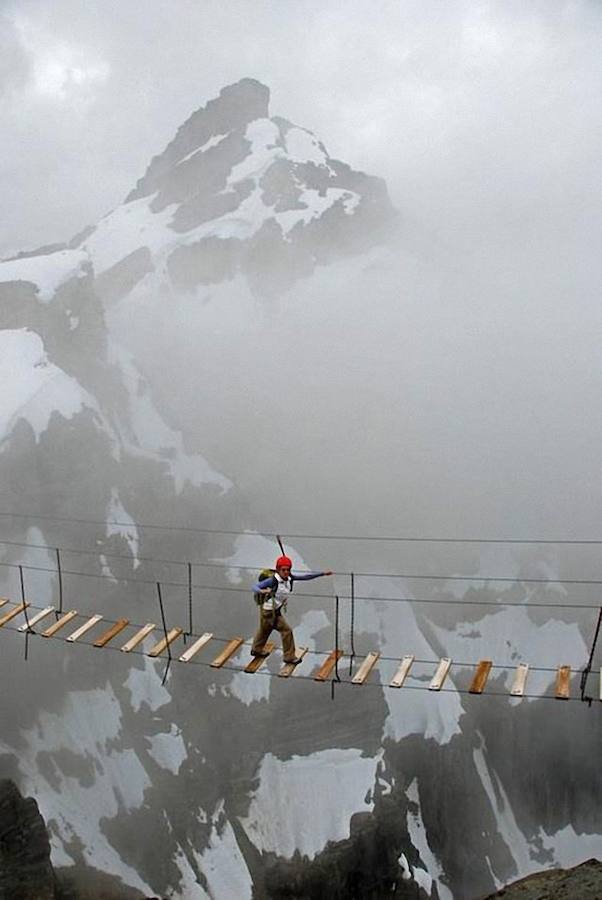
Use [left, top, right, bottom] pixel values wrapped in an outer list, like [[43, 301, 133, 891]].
[[253, 568, 294, 605], [254, 569, 276, 606]]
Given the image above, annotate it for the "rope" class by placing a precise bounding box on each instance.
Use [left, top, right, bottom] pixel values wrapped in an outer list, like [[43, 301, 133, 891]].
[[3, 510, 602, 544], [187, 562, 193, 637], [55, 548, 63, 615], [18, 565, 31, 662], [580, 607, 602, 703], [3, 558, 602, 610], [156, 582, 172, 686], [348, 573, 356, 677], [3, 535, 602, 588]]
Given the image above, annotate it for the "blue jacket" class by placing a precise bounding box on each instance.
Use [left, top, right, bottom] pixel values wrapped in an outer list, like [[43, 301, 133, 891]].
[[252, 571, 326, 592]]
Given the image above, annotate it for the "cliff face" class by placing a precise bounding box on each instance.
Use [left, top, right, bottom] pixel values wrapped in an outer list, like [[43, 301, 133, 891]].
[[0, 780, 155, 900], [0, 779, 56, 900]]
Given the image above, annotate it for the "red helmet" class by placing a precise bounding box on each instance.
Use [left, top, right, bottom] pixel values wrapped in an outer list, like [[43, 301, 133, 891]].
[[275, 555, 293, 570]]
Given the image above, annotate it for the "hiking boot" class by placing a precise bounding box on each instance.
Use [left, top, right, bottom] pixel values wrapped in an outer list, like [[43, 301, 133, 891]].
[[251, 650, 270, 658], [284, 656, 303, 665]]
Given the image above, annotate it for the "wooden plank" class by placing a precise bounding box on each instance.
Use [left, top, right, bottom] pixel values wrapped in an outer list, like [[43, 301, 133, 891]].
[[0, 599, 8, 610], [390, 655, 415, 688], [279, 646, 309, 677], [555, 664, 571, 700], [469, 659, 493, 694], [179, 631, 213, 662], [148, 627, 184, 658], [121, 623, 155, 652], [210, 637, 244, 668], [42, 610, 78, 637], [0, 602, 29, 628], [93, 618, 129, 648], [352, 651, 380, 685], [244, 641, 275, 673], [314, 649, 344, 682], [67, 614, 103, 643], [429, 657, 452, 691], [510, 662, 529, 696], [18, 606, 55, 632]]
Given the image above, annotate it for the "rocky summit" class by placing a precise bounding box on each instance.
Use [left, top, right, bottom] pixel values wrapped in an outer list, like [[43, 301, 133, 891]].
[[484, 857, 602, 899]]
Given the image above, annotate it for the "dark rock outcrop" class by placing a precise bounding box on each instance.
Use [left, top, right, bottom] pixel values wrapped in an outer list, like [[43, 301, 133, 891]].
[[483, 857, 602, 899], [0, 779, 56, 900], [126, 78, 270, 203], [0, 780, 159, 899]]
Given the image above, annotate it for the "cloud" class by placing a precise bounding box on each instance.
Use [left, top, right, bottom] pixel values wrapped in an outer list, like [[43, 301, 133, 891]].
[[30, 43, 110, 101], [1, 0, 601, 257], [0, 14, 32, 96]]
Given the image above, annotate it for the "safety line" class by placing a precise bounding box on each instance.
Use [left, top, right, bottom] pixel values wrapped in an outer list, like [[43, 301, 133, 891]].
[[3, 560, 601, 610], [2, 537, 602, 588], [353, 571, 602, 586], [1, 511, 602, 545]]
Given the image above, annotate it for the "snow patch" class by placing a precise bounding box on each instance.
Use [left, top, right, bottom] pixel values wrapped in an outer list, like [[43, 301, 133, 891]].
[[84, 195, 178, 275], [198, 806, 253, 900], [172, 848, 209, 898], [406, 778, 452, 900], [0, 329, 96, 442], [0, 248, 88, 301], [19, 685, 153, 896], [178, 132, 230, 165], [228, 118, 282, 185], [240, 748, 381, 859], [275, 188, 360, 236], [472, 738, 524, 887], [539, 823, 602, 869], [147, 724, 187, 775], [98, 553, 117, 582], [125, 651, 171, 713], [284, 126, 331, 168], [106, 488, 140, 568]]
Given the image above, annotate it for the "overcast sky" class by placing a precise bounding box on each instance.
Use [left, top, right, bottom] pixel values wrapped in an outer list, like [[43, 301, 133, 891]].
[[1, 0, 601, 258]]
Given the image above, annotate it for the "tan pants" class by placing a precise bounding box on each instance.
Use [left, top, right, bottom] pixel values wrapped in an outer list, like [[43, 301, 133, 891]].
[[252, 607, 296, 661]]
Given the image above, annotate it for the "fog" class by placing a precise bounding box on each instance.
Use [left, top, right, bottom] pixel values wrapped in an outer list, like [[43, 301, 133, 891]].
[[3, 0, 602, 583], [3, 1, 602, 253]]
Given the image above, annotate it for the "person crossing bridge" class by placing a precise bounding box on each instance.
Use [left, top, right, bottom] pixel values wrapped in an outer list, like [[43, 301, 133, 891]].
[[251, 555, 332, 665]]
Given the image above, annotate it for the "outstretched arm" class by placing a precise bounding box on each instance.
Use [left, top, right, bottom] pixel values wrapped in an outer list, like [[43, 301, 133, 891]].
[[292, 570, 333, 581]]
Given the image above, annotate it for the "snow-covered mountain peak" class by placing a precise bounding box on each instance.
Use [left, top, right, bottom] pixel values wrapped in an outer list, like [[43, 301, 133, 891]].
[[0, 79, 394, 299], [126, 78, 271, 203], [77, 78, 395, 294]]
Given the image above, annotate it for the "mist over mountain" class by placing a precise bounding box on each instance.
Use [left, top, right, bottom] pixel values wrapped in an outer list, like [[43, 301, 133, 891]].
[[0, 78, 600, 899]]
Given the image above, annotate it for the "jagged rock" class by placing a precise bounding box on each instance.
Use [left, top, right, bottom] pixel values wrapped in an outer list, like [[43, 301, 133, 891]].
[[0, 779, 56, 900], [483, 857, 602, 899], [126, 78, 270, 203], [55, 863, 155, 899]]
